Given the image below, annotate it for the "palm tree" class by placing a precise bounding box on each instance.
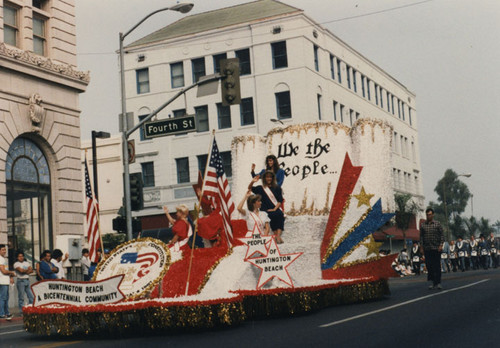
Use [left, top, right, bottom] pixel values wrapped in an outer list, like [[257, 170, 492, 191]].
[[394, 193, 422, 248], [463, 216, 479, 238]]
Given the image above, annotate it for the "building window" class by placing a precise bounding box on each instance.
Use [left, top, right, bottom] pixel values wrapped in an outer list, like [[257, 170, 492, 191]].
[[340, 104, 345, 123], [398, 99, 401, 118], [197, 154, 208, 177], [314, 45, 319, 71], [235, 48, 251, 75], [176, 157, 190, 183], [141, 162, 155, 187], [346, 66, 351, 89], [409, 108, 413, 126], [192, 57, 205, 83], [33, 15, 46, 56], [271, 41, 288, 69], [380, 88, 384, 108], [240, 97, 254, 126], [317, 94, 322, 120], [220, 151, 232, 177], [386, 92, 391, 113], [361, 75, 366, 98], [138, 115, 147, 141], [366, 79, 371, 101], [170, 62, 184, 88], [217, 103, 231, 129], [213, 53, 227, 74], [401, 102, 406, 121], [374, 84, 379, 106], [3, 4, 18, 47], [333, 101, 338, 121], [391, 96, 395, 115], [173, 109, 186, 118], [352, 69, 357, 93], [33, 0, 48, 10], [336, 60, 342, 83], [195, 105, 209, 132], [349, 109, 354, 126], [275, 91, 291, 119], [329, 55, 335, 80], [136, 68, 150, 94]]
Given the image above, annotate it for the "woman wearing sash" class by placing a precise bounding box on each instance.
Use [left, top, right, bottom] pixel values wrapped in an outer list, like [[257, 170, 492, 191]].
[[251, 155, 285, 188], [237, 191, 270, 237], [248, 171, 285, 244], [163, 205, 193, 252]]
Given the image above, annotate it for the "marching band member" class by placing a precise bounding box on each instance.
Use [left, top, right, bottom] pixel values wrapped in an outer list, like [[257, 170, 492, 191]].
[[469, 235, 480, 270], [448, 240, 458, 272], [440, 241, 451, 273], [411, 242, 423, 275], [456, 237, 466, 272], [478, 234, 489, 270], [488, 233, 498, 268]]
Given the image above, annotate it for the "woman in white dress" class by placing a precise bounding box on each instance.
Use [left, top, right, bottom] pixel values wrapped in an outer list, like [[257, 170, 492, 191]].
[[237, 191, 270, 237]]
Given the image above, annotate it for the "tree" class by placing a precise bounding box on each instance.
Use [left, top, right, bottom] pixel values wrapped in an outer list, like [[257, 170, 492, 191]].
[[463, 216, 479, 238], [450, 215, 467, 239], [394, 193, 422, 248], [478, 217, 494, 237], [431, 169, 471, 239]]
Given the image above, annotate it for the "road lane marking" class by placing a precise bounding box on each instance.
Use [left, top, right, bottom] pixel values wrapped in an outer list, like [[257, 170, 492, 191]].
[[0, 329, 25, 336], [35, 342, 83, 348], [319, 279, 490, 328]]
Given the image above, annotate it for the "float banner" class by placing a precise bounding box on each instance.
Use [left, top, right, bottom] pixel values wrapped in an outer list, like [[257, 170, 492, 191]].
[[32, 275, 125, 306]]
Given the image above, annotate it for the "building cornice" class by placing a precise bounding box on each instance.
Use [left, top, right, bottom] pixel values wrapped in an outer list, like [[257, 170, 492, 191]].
[[0, 43, 90, 88]]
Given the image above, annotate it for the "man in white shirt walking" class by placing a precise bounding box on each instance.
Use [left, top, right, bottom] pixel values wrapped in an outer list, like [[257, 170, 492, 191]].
[[14, 251, 34, 312], [0, 244, 15, 320]]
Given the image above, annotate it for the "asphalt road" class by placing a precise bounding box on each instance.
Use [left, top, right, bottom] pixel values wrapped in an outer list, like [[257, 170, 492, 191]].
[[1, 268, 499, 348]]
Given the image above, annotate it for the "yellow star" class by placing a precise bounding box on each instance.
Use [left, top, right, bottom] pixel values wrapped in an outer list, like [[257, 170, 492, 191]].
[[362, 236, 383, 256], [353, 186, 374, 208]]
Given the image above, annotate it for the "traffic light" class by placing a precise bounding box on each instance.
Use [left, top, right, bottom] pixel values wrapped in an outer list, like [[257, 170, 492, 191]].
[[129, 173, 144, 211], [220, 58, 241, 106], [112, 216, 142, 234]]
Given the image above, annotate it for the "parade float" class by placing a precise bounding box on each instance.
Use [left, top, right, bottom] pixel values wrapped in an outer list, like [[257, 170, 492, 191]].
[[24, 119, 398, 336]]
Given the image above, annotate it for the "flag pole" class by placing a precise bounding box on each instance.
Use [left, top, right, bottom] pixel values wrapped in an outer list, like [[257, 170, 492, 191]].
[[85, 150, 104, 264], [185, 130, 216, 296]]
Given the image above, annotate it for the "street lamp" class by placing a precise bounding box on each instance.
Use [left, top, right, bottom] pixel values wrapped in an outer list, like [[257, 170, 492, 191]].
[[119, 3, 193, 241], [443, 173, 471, 240], [91, 131, 111, 201]]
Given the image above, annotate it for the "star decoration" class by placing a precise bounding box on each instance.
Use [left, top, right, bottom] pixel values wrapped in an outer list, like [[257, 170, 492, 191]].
[[239, 228, 273, 259], [353, 186, 374, 208], [361, 236, 383, 257], [246, 237, 303, 289]]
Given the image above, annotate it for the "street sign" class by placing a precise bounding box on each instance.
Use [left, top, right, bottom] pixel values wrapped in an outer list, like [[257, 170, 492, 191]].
[[127, 139, 135, 163], [386, 234, 395, 239], [143, 115, 196, 139]]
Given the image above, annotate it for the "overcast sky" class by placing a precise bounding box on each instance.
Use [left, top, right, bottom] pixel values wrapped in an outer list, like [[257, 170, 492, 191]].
[[75, 0, 500, 223]]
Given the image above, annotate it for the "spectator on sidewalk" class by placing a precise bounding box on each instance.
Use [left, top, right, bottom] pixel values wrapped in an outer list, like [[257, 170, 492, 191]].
[[14, 251, 34, 312], [51, 249, 69, 279], [0, 244, 15, 320]]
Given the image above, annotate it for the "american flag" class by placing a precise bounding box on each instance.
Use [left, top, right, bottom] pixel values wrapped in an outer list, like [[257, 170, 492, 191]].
[[202, 137, 235, 245], [84, 156, 101, 263]]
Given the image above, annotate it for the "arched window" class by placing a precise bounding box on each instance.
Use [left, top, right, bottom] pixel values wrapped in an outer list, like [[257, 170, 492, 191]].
[[6, 137, 52, 267]]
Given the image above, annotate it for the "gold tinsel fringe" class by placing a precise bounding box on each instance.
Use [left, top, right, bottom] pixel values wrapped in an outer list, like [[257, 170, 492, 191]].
[[23, 279, 388, 336]]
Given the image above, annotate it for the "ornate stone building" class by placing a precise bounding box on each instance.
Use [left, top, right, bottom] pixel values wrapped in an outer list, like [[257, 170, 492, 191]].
[[0, 0, 88, 266]]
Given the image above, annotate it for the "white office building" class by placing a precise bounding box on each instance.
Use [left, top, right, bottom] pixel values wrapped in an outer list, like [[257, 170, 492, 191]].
[[121, 0, 424, 231]]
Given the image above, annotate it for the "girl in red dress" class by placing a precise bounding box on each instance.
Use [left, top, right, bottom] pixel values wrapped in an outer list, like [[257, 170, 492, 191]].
[[163, 205, 192, 251]]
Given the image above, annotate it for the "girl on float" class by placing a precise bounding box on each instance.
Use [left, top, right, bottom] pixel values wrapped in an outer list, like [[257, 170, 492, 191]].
[[237, 191, 270, 238], [248, 171, 285, 244], [163, 204, 193, 251], [251, 154, 285, 187]]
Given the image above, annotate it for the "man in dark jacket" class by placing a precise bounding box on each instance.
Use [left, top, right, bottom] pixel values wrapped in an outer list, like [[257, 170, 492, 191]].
[[420, 208, 444, 290]]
